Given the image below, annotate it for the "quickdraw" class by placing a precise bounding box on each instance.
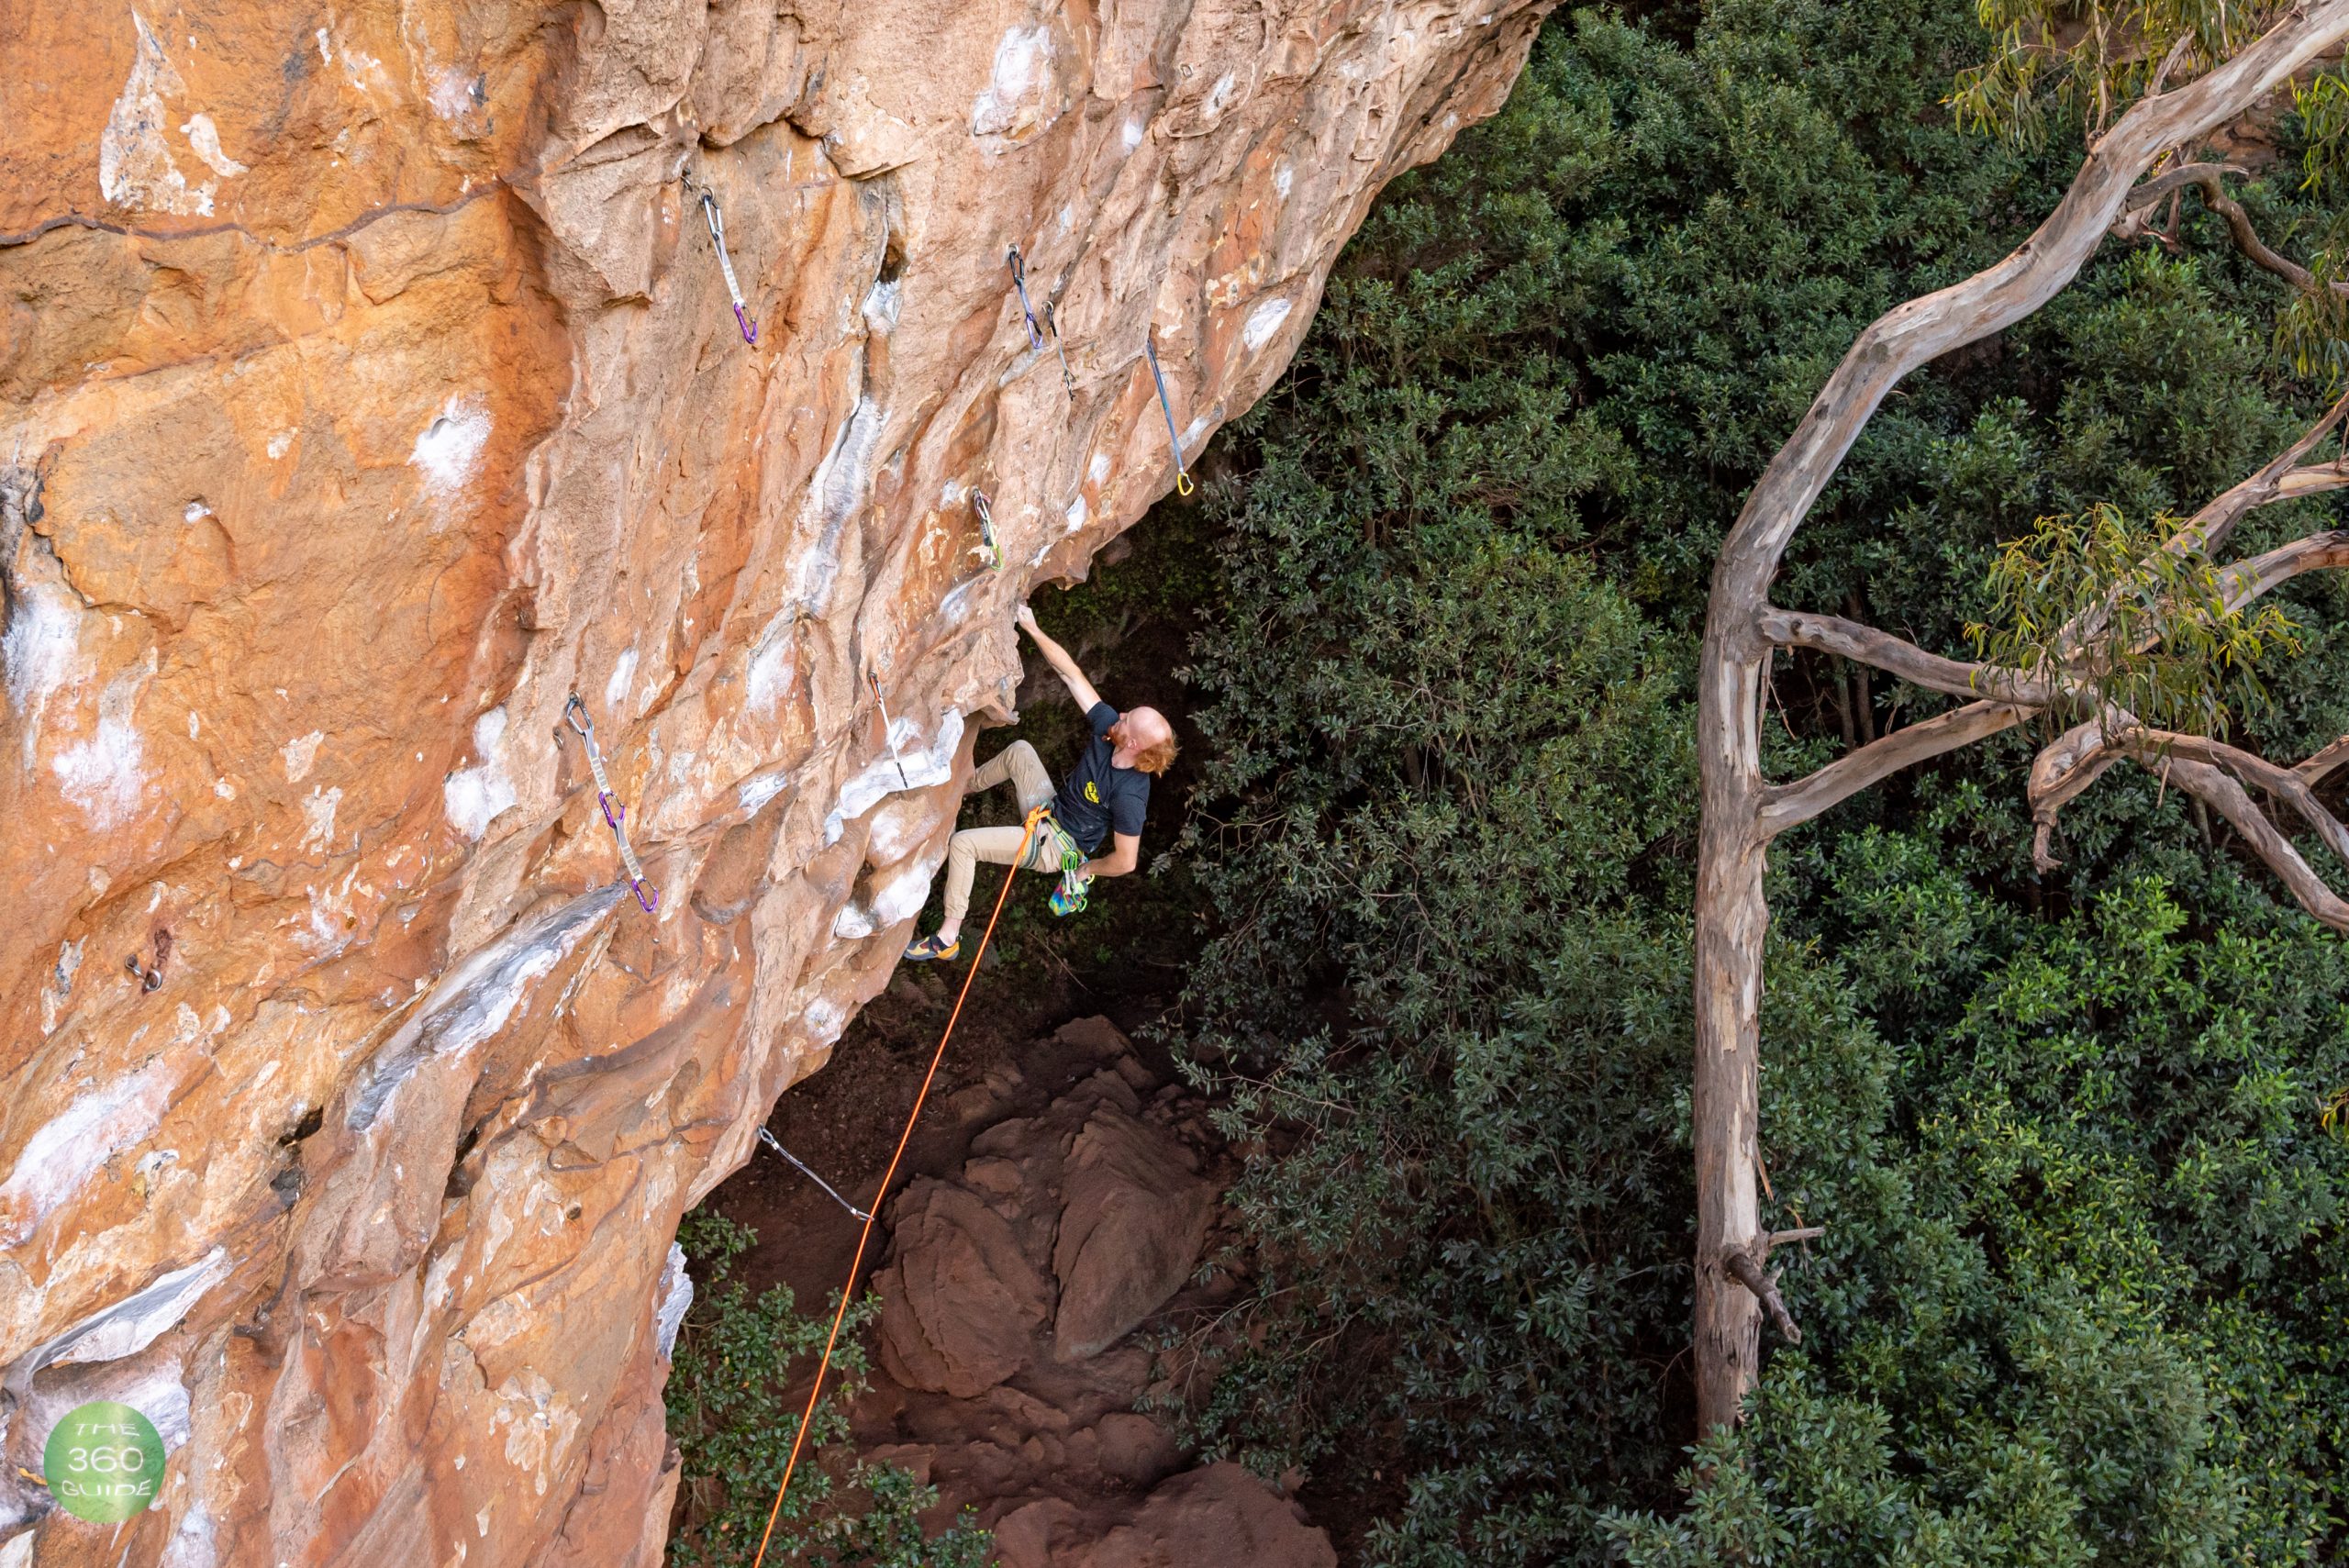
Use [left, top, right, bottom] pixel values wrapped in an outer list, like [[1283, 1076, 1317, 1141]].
[[1007, 245, 1044, 350], [1043, 301, 1077, 397], [868, 670, 912, 790], [562, 694, 660, 913], [124, 929, 171, 993], [969, 488, 1002, 571], [686, 174, 758, 347], [1144, 330, 1195, 496], [1038, 815, 1092, 916], [757, 1127, 873, 1221]]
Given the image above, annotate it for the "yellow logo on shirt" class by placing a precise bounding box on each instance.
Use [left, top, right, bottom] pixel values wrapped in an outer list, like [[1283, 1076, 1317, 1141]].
[[1084, 781, 1101, 804]]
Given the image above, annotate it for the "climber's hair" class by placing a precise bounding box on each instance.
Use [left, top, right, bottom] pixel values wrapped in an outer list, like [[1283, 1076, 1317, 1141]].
[[1133, 734, 1179, 775]]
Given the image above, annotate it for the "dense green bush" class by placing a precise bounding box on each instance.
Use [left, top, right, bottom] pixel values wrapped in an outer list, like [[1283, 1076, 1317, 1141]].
[[1163, 2, 2349, 1562]]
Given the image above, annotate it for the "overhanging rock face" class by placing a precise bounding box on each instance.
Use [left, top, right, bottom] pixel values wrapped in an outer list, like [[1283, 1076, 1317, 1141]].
[[0, 2, 1544, 1562]]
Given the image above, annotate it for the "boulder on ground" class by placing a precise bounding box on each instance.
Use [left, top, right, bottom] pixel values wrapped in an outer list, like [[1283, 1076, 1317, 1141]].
[[1052, 1106, 1216, 1361], [874, 1180, 1052, 1396], [1078, 1463, 1337, 1568]]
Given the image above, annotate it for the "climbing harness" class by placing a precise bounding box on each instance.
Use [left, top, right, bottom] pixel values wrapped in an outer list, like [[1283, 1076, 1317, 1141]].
[[1144, 331, 1195, 496], [1007, 245, 1044, 350], [1043, 300, 1078, 397], [756, 1127, 873, 1222], [868, 670, 912, 790], [1043, 813, 1081, 865], [685, 174, 758, 347], [969, 488, 1002, 571], [750, 806, 1049, 1568], [562, 694, 660, 914]]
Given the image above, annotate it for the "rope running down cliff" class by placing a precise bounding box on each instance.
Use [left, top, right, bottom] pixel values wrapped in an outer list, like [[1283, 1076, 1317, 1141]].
[[747, 805, 1048, 1568]]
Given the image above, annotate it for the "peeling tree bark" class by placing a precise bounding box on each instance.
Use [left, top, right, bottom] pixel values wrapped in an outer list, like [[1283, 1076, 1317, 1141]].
[[1689, 1, 2349, 1435]]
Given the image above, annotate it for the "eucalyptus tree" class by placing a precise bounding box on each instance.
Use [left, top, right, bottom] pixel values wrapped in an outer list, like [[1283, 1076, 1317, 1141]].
[[1693, 0, 2349, 1432]]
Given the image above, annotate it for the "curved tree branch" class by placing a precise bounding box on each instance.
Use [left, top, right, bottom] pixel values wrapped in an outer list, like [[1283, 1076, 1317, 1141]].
[[2297, 733, 2349, 784], [2161, 392, 2349, 564], [1755, 506, 2349, 860], [2051, 396, 2349, 660], [2155, 757, 2349, 932], [2111, 727, 2349, 871], [2027, 719, 2119, 872], [1758, 607, 2050, 704], [2028, 712, 2349, 891], [2120, 160, 2251, 217], [1723, 1249, 1801, 1344], [1711, 5, 2349, 638], [2156, 164, 2345, 295], [2260, 462, 2349, 504], [2218, 526, 2349, 609], [1758, 701, 2028, 840]]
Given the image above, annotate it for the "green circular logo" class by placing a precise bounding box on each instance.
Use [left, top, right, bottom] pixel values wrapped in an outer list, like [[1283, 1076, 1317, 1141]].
[[42, 1401, 165, 1523]]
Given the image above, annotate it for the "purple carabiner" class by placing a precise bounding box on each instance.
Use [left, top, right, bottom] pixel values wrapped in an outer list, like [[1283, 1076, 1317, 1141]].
[[631, 878, 661, 914], [733, 302, 758, 347]]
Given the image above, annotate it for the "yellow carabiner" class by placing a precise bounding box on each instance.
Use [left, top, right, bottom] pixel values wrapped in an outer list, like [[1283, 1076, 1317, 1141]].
[[1143, 331, 1195, 501]]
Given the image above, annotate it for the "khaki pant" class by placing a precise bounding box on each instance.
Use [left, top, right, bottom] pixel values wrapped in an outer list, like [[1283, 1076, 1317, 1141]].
[[942, 740, 1067, 923]]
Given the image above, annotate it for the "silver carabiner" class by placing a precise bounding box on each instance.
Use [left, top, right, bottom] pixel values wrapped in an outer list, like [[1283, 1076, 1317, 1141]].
[[1044, 300, 1077, 397], [1007, 245, 1044, 349], [971, 489, 1001, 570]]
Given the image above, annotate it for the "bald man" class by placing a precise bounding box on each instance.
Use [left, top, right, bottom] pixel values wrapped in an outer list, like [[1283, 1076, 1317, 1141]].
[[904, 604, 1177, 962]]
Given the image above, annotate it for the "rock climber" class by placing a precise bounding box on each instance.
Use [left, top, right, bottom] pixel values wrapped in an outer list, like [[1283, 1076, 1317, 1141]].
[[903, 604, 1177, 962]]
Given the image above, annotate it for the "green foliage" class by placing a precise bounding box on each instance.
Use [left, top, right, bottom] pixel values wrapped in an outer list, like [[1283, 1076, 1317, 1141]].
[[1154, 2, 2349, 1564], [1951, 0, 2275, 148], [1611, 869, 2349, 1563], [1967, 499, 2301, 740], [663, 1213, 990, 1568], [2272, 221, 2349, 384], [2295, 68, 2349, 198]]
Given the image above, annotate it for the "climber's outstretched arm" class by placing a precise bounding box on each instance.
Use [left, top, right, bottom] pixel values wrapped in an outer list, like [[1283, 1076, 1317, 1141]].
[[1014, 604, 1104, 712], [1085, 831, 1141, 881]]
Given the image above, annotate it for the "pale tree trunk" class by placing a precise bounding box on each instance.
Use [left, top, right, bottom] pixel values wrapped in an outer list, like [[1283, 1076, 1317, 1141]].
[[1692, 614, 1768, 1424], [1687, 0, 2349, 1436]]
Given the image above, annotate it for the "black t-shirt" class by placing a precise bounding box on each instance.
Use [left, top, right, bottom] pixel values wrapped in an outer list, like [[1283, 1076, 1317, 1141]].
[[1053, 702, 1151, 854]]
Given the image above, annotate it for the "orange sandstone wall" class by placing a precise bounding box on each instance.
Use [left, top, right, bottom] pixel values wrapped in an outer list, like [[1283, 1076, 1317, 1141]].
[[0, 2, 1545, 1562]]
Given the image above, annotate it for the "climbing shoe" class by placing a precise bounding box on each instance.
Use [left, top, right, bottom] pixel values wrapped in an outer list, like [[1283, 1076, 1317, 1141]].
[[1048, 870, 1092, 917], [903, 932, 960, 962]]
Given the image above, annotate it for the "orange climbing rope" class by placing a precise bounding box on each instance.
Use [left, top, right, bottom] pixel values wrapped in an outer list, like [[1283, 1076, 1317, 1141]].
[[748, 804, 1047, 1568]]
